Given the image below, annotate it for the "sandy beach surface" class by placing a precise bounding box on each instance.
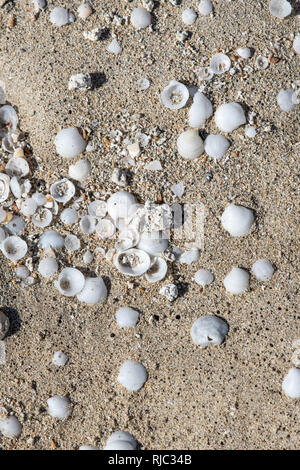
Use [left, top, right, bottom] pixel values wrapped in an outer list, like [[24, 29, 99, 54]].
[[0, 0, 299, 450]]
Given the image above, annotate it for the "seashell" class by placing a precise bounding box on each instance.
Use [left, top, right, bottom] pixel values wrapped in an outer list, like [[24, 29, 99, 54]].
[[188, 91, 213, 128], [1, 235, 27, 261], [6, 216, 25, 235], [251, 259, 274, 282], [0, 416, 22, 438], [64, 234, 80, 252], [115, 307, 139, 328], [255, 55, 268, 70], [0, 105, 18, 130], [137, 231, 168, 256], [204, 134, 230, 159], [55, 127, 87, 159], [223, 267, 249, 294], [214, 102, 246, 133], [177, 129, 204, 160], [32, 208, 53, 228], [196, 66, 214, 81], [113, 248, 151, 277], [38, 257, 58, 278], [39, 230, 64, 250], [15, 265, 30, 280], [179, 247, 200, 264], [77, 2, 93, 20], [191, 315, 229, 347], [0, 227, 7, 242], [236, 47, 251, 59], [159, 283, 178, 302], [32, 0, 47, 12], [293, 34, 300, 54], [198, 0, 213, 15], [130, 7, 152, 29], [0, 208, 7, 223], [49, 7, 74, 27], [76, 277, 107, 304], [245, 126, 256, 138], [193, 268, 214, 286], [80, 214, 97, 234], [55, 267, 85, 297], [117, 360, 148, 391], [137, 78, 150, 91], [60, 207, 78, 225], [269, 0, 291, 18], [0, 173, 10, 203], [68, 159, 91, 181], [105, 431, 137, 450], [277, 89, 297, 112], [88, 200, 107, 218], [282, 368, 300, 399], [107, 191, 137, 221], [182, 8, 197, 25], [52, 351, 68, 367], [47, 396, 72, 419], [50, 178, 75, 204], [221, 204, 254, 236], [107, 39, 122, 54], [21, 180, 32, 198], [20, 198, 37, 217], [115, 227, 140, 251], [5, 157, 29, 179], [0, 80, 6, 105], [145, 257, 167, 283], [2, 134, 14, 153], [210, 53, 231, 74], [9, 176, 21, 199], [68, 73, 92, 91], [32, 192, 46, 206], [161, 80, 189, 110], [104, 440, 136, 451], [96, 218, 115, 239], [82, 250, 93, 264]]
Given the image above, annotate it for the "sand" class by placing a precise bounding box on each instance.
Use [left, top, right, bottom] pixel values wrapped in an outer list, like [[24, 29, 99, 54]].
[[0, 0, 299, 450]]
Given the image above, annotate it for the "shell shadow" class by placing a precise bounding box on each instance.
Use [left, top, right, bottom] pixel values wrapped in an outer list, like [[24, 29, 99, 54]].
[[90, 72, 108, 90], [0, 306, 22, 337]]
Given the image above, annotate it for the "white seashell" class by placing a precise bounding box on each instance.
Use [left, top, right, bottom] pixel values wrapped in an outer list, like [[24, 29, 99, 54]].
[[204, 134, 230, 159], [214, 102, 246, 133], [130, 7, 152, 29], [224, 267, 249, 294], [0, 416, 22, 438], [145, 257, 167, 283], [198, 0, 213, 15], [0, 105, 18, 130], [107, 191, 136, 221], [117, 360, 148, 391], [137, 78, 150, 91], [196, 66, 214, 81], [161, 80, 189, 110], [293, 34, 300, 54], [0, 227, 7, 243], [182, 8, 197, 25], [170, 182, 184, 198], [255, 55, 269, 70], [82, 250, 93, 264], [31, 208, 52, 228], [269, 0, 291, 18], [210, 53, 231, 74], [64, 234, 80, 252], [191, 315, 229, 347], [251, 259, 274, 282], [77, 3, 93, 20], [47, 396, 72, 419], [282, 368, 300, 399], [76, 277, 107, 304], [0, 311, 10, 339], [9, 176, 21, 199], [60, 208, 78, 225], [2, 134, 14, 153], [277, 89, 297, 112], [88, 200, 107, 218], [6, 216, 25, 235], [56, 267, 85, 297], [80, 214, 97, 234], [32, 192, 46, 206], [96, 218, 115, 239], [236, 47, 251, 59], [15, 265, 30, 280], [221, 204, 254, 236], [68, 73, 92, 91], [115, 227, 140, 251], [1, 235, 27, 261], [5, 157, 29, 179], [159, 283, 178, 302], [115, 307, 139, 328], [0, 173, 10, 203], [179, 248, 200, 264], [39, 230, 64, 250], [137, 232, 168, 256], [106, 431, 137, 449], [107, 39, 122, 54], [52, 351, 68, 366], [144, 160, 162, 171], [32, 0, 46, 12], [50, 178, 75, 204], [113, 248, 151, 277], [68, 159, 91, 180], [20, 198, 37, 217], [193, 269, 214, 286], [38, 257, 58, 278], [177, 129, 204, 160], [49, 7, 73, 27], [55, 127, 87, 159], [188, 92, 213, 128], [245, 126, 256, 138]]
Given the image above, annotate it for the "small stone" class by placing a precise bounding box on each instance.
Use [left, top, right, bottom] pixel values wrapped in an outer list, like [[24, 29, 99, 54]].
[[68, 73, 92, 91], [127, 142, 141, 158]]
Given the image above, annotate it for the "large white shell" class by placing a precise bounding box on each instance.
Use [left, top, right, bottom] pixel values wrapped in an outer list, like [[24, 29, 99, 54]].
[[269, 0, 291, 18], [50, 7, 74, 26], [76, 277, 107, 304], [107, 191, 137, 221], [117, 360, 148, 391], [6, 216, 25, 235], [145, 257, 167, 283], [177, 129, 204, 160], [56, 268, 85, 297], [39, 230, 64, 250], [0, 173, 10, 203], [80, 215, 97, 234], [1, 235, 27, 261], [215, 102, 246, 133], [0, 416, 22, 438], [88, 200, 107, 218], [5, 157, 29, 179], [137, 231, 168, 256], [130, 7, 152, 29], [191, 315, 229, 347], [161, 80, 189, 110], [55, 127, 86, 159], [223, 267, 249, 294], [68, 159, 91, 181], [210, 53, 231, 74], [0, 105, 18, 130], [204, 134, 230, 159], [50, 178, 75, 204], [96, 218, 115, 239], [47, 396, 72, 419], [188, 92, 213, 128], [221, 204, 254, 236], [113, 248, 151, 276]]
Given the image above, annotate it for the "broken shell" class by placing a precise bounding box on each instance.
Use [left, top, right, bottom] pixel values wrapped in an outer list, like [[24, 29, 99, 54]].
[[80, 215, 97, 234], [55, 127, 87, 159], [68, 159, 91, 181], [137, 232, 168, 256], [96, 218, 115, 239], [32, 208, 53, 228], [145, 257, 167, 283], [9, 176, 21, 199], [177, 129, 204, 160], [107, 39, 122, 54], [210, 53, 231, 74], [76, 277, 107, 304], [5, 157, 29, 179], [6, 216, 25, 235], [2, 134, 14, 153], [188, 92, 213, 128], [113, 248, 151, 277], [1, 235, 27, 261], [196, 66, 214, 81], [88, 200, 107, 218], [55, 268, 85, 297], [39, 230, 64, 250], [161, 80, 189, 110], [179, 247, 200, 264], [0, 105, 18, 130], [0, 173, 10, 203], [50, 178, 75, 204]]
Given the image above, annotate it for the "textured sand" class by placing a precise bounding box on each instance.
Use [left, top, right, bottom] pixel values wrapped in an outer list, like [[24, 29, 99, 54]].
[[0, 0, 299, 450]]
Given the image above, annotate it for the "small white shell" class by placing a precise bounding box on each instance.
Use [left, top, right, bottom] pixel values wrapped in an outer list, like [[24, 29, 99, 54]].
[[107, 191, 137, 221], [293, 34, 300, 54], [6, 216, 25, 235], [88, 200, 107, 218], [198, 0, 213, 15], [5, 157, 29, 179], [0, 105, 18, 129], [50, 178, 75, 204], [145, 257, 167, 283], [80, 215, 97, 234], [113, 248, 151, 277], [255, 55, 269, 70], [188, 92, 213, 128], [269, 0, 291, 18], [191, 315, 229, 347], [1, 235, 27, 261], [52, 351, 68, 366], [50, 7, 73, 27], [77, 3, 93, 20], [224, 267, 249, 294], [0, 416, 22, 438], [193, 269, 214, 286], [20, 198, 37, 217], [10, 176, 21, 199], [56, 267, 85, 297], [210, 53, 231, 74], [47, 396, 72, 419], [177, 129, 204, 160], [15, 265, 30, 280], [76, 277, 107, 304], [182, 8, 197, 25], [32, 208, 52, 228], [38, 257, 58, 278], [161, 80, 189, 110], [214, 103, 246, 133], [277, 89, 297, 112], [130, 7, 152, 29], [117, 360, 148, 391], [221, 204, 255, 237], [0, 173, 10, 203], [60, 208, 78, 225], [115, 307, 139, 328], [251, 259, 274, 282], [236, 47, 251, 59], [96, 218, 115, 239], [179, 248, 200, 264], [68, 159, 91, 181], [107, 39, 122, 54], [196, 66, 214, 81], [204, 134, 230, 159], [39, 230, 64, 250], [55, 127, 87, 159], [64, 234, 80, 252], [104, 441, 136, 451], [282, 368, 300, 399]]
